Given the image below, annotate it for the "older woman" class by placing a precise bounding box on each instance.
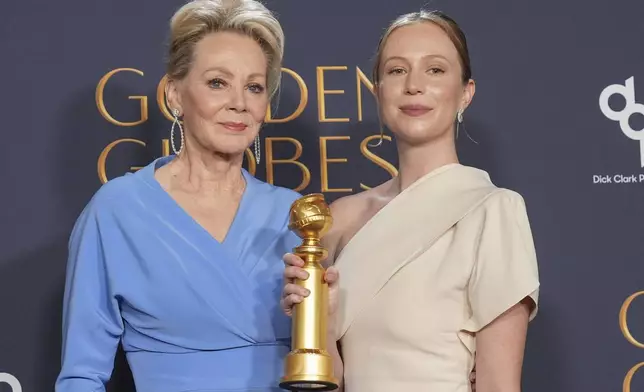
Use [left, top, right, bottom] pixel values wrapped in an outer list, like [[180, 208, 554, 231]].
[[54, 1, 311, 391]]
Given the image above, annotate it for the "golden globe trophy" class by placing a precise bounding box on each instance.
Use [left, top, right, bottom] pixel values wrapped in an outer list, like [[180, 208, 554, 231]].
[[279, 193, 338, 391]]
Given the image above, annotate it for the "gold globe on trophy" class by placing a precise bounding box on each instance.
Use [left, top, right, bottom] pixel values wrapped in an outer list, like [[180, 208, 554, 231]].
[[279, 193, 338, 391]]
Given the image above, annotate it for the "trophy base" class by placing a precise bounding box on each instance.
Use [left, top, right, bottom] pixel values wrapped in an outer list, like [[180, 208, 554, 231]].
[[279, 379, 338, 392], [279, 349, 338, 391]]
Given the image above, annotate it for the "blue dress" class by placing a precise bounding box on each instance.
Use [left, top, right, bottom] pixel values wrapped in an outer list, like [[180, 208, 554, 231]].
[[55, 155, 302, 392]]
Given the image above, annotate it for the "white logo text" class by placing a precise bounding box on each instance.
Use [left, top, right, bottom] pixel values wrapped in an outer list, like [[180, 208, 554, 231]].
[[599, 76, 644, 167]]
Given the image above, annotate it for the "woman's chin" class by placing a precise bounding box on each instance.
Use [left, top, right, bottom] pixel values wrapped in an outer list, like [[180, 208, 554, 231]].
[[201, 139, 253, 158], [392, 128, 450, 146]]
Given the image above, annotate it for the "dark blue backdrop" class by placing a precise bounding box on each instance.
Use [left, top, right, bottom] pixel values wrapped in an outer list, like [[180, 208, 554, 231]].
[[1, 0, 643, 391]]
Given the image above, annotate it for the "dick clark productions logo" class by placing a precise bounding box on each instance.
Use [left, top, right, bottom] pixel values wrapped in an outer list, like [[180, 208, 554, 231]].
[[599, 76, 644, 167], [0, 373, 21, 392]]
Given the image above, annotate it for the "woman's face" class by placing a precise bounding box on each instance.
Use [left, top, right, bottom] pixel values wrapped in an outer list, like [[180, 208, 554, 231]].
[[167, 31, 269, 157], [377, 22, 474, 145]]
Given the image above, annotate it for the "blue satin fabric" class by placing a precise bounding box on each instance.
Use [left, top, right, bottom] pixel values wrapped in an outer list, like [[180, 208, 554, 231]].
[[55, 155, 301, 391]]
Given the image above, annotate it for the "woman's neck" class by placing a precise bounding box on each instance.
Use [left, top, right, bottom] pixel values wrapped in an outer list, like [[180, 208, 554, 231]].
[[170, 146, 246, 197], [393, 134, 459, 194]]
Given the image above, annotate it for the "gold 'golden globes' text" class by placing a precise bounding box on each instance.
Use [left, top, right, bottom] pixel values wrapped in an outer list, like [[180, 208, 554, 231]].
[[95, 66, 398, 193], [619, 291, 644, 392]]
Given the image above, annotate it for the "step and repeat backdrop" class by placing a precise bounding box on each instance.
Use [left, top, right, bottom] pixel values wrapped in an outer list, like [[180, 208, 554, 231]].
[[1, 0, 643, 391]]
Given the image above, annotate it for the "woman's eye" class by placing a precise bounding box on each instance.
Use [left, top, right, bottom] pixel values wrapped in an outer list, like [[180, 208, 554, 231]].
[[248, 83, 265, 94], [208, 78, 226, 88]]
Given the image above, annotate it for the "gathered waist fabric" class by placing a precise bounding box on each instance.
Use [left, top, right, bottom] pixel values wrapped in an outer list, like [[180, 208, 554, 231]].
[[126, 343, 289, 392]]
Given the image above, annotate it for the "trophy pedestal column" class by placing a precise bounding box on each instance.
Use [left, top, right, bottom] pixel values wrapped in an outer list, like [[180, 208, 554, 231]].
[[280, 255, 337, 391], [280, 194, 339, 391]]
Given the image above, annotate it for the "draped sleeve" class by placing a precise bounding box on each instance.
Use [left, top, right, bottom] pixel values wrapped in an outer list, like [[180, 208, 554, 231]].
[[55, 189, 124, 392], [463, 190, 540, 333]]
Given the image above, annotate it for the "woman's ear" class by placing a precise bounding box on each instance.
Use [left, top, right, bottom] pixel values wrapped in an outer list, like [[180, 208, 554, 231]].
[[374, 82, 381, 104], [460, 79, 476, 112], [165, 78, 183, 115]]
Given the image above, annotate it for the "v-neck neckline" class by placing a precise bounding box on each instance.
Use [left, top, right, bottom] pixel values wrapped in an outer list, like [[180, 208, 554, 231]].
[[140, 155, 254, 248]]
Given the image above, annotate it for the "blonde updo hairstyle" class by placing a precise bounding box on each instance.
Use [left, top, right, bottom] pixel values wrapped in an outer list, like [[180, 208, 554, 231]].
[[372, 10, 472, 87], [166, 0, 284, 99]]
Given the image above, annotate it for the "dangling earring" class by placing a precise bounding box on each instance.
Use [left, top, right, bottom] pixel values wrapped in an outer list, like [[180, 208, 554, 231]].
[[455, 109, 478, 144], [456, 109, 463, 139], [170, 108, 184, 155], [254, 134, 261, 164], [368, 126, 384, 148], [369, 86, 385, 148], [368, 107, 385, 148]]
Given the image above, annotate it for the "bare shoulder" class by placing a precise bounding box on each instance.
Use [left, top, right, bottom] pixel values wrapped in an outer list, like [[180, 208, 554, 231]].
[[329, 185, 384, 232], [322, 182, 391, 266], [329, 191, 371, 220]]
